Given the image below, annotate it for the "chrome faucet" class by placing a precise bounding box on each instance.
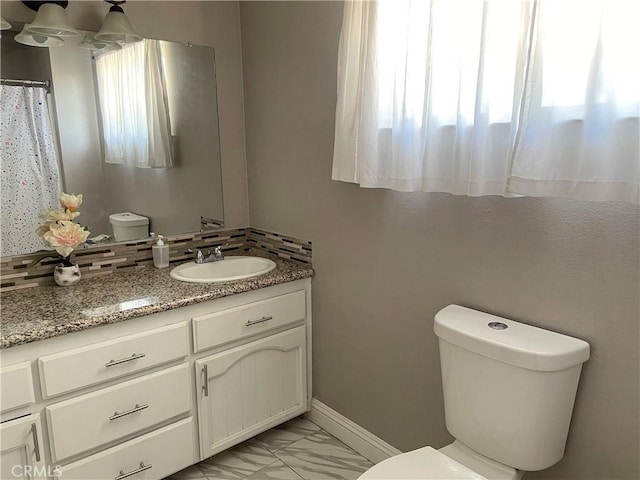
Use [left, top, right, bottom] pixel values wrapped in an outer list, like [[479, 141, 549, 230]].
[[193, 246, 224, 264]]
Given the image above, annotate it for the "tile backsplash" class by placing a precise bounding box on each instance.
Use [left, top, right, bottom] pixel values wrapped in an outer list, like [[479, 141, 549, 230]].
[[247, 227, 312, 266], [0, 227, 312, 292]]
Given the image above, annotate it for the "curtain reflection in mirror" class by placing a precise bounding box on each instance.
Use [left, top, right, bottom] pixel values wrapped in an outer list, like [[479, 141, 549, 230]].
[[95, 39, 173, 168], [0, 84, 62, 256]]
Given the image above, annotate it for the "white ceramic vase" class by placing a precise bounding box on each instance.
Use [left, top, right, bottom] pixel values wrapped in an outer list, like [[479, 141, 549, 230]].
[[54, 263, 81, 286]]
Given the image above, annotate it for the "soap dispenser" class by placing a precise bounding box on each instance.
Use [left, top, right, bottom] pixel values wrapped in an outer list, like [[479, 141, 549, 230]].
[[152, 234, 169, 268]]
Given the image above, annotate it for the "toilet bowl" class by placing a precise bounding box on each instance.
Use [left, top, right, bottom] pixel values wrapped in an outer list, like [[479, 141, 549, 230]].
[[359, 441, 522, 480], [358, 305, 590, 480]]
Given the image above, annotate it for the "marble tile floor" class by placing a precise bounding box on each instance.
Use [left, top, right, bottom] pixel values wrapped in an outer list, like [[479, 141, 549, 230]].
[[164, 416, 374, 480]]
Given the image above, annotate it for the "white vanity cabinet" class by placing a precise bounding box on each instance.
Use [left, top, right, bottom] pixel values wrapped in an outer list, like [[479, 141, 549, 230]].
[[0, 414, 47, 480], [38, 322, 189, 399], [0, 278, 311, 479], [192, 286, 309, 458], [46, 363, 192, 462], [0, 362, 47, 479], [1, 362, 35, 413], [196, 326, 307, 458], [58, 418, 195, 480]]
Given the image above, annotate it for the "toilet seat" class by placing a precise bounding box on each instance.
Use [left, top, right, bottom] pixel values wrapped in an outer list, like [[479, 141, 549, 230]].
[[358, 446, 488, 480]]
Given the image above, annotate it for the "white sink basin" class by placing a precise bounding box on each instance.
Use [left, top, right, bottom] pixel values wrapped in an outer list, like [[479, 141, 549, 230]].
[[170, 256, 276, 283]]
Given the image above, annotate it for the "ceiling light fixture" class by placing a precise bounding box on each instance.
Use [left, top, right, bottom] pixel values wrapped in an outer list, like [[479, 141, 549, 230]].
[[94, 0, 142, 44], [15, 23, 65, 47], [1, 17, 12, 30], [23, 1, 79, 38], [79, 32, 122, 52], [8, 0, 143, 49]]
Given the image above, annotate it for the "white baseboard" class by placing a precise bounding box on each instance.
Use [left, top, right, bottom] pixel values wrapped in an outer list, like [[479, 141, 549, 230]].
[[305, 398, 402, 464]]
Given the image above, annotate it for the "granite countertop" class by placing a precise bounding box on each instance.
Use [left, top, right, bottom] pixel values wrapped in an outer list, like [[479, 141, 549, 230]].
[[0, 254, 313, 349]]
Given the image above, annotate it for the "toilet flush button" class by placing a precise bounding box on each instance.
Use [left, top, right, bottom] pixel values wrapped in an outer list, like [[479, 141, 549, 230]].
[[488, 321, 508, 330]]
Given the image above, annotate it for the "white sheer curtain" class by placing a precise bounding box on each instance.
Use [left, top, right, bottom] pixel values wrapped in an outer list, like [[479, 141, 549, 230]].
[[0, 85, 62, 257], [332, 0, 640, 204], [96, 39, 173, 169]]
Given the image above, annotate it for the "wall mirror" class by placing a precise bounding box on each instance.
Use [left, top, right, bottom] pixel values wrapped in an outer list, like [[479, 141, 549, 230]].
[[0, 26, 224, 257]]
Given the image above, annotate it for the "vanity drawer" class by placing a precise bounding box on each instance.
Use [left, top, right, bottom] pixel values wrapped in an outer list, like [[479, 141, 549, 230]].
[[46, 363, 191, 462], [0, 362, 35, 414], [39, 322, 189, 398], [192, 290, 306, 352], [58, 417, 195, 480]]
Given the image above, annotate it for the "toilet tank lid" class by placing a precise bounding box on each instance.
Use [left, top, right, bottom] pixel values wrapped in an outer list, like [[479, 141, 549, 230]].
[[109, 212, 149, 227], [434, 305, 590, 372]]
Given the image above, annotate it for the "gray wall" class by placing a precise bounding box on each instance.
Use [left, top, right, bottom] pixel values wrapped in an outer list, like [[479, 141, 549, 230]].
[[240, 2, 640, 479]]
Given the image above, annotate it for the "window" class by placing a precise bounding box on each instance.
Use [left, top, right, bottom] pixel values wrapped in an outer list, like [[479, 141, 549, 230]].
[[332, 0, 639, 203], [95, 39, 173, 169]]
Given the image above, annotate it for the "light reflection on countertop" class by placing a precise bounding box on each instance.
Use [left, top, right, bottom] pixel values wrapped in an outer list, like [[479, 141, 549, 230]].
[[81, 297, 158, 317], [0, 254, 313, 349]]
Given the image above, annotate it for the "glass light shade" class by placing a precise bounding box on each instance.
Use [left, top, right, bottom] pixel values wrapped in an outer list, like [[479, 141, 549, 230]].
[[79, 32, 122, 52], [26, 3, 79, 37], [95, 9, 142, 44], [1, 16, 12, 31], [15, 24, 64, 47]]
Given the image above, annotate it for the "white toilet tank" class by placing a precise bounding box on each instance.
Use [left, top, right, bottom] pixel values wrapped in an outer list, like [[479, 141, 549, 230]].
[[109, 212, 149, 241], [434, 305, 590, 472]]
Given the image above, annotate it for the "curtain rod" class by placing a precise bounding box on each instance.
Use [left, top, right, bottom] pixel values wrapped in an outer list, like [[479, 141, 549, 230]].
[[0, 78, 51, 90]]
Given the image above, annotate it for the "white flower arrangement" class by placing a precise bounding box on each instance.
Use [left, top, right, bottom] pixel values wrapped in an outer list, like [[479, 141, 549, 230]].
[[36, 193, 90, 266]]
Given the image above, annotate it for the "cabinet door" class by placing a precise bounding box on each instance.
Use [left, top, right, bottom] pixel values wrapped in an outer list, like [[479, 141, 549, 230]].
[[0, 414, 48, 480], [196, 326, 307, 459]]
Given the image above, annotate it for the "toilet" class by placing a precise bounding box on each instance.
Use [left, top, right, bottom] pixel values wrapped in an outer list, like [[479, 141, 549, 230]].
[[109, 212, 149, 241], [359, 305, 590, 480]]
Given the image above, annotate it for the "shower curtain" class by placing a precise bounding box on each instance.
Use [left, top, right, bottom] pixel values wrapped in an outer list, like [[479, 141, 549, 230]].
[[0, 84, 62, 257]]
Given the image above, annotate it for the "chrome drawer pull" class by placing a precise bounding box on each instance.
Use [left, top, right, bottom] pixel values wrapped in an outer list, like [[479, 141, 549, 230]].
[[109, 403, 149, 421], [105, 353, 146, 368], [202, 364, 209, 397], [245, 315, 273, 326], [30, 423, 41, 462], [115, 462, 152, 480]]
